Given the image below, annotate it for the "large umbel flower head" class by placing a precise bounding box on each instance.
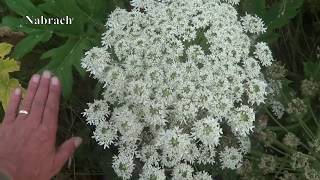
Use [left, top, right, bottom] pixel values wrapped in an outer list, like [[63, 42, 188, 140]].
[[81, 0, 273, 179]]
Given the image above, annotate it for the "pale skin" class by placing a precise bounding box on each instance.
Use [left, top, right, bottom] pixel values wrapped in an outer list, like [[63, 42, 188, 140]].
[[0, 71, 82, 180]]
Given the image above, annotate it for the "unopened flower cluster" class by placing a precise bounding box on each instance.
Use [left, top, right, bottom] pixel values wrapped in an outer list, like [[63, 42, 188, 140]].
[[81, 0, 273, 179]]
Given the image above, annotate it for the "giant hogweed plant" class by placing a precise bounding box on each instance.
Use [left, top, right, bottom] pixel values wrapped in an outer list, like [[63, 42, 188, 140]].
[[81, 0, 279, 179]]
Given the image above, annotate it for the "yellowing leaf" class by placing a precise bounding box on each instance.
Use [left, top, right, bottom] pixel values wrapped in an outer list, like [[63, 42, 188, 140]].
[[0, 76, 20, 110], [0, 42, 22, 111], [0, 42, 13, 59]]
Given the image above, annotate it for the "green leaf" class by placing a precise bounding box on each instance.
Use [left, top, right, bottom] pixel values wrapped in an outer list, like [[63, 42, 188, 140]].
[[264, 0, 304, 31], [13, 30, 52, 59], [2, 0, 113, 99], [5, 0, 43, 16], [1, 16, 37, 33], [40, 38, 92, 98], [38, 0, 65, 17]]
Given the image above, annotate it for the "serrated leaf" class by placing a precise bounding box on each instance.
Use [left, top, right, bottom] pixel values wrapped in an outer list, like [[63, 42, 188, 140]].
[[40, 38, 91, 98], [0, 76, 20, 111], [0, 57, 19, 74], [13, 30, 52, 59], [1, 16, 48, 33], [0, 43, 22, 111]]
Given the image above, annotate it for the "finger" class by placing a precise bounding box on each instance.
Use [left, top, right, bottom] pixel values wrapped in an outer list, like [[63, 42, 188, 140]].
[[29, 70, 52, 123], [3, 88, 22, 124], [53, 137, 82, 174], [16, 74, 41, 120], [42, 76, 61, 135]]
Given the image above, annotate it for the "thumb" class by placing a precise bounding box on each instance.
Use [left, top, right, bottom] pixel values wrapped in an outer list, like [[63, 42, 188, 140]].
[[52, 137, 82, 174]]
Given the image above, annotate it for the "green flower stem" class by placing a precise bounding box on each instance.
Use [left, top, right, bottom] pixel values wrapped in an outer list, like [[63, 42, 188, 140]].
[[273, 140, 294, 154], [296, 116, 315, 140], [267, 123, 299, 131], [269, 145, 288, 156], [308, 102, 320, 128], [264, 106, 288, 133]]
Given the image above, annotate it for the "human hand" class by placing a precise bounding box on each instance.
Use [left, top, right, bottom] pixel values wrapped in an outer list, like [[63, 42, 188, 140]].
[[0, 71, 82, 180]]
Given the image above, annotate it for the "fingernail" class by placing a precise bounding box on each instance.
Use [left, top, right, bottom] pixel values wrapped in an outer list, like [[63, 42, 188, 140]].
[[42, 70, 51, 78], [31, 74, 40, 83], [14, 88, 21, 95], [51, 76, 59, 85], [74, 137, 82, 148]]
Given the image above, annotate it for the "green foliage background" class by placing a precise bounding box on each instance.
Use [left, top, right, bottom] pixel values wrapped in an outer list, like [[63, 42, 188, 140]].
[[0, 0, 319, 179]]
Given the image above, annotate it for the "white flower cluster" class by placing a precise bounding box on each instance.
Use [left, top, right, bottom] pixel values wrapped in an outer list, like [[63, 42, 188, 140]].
[[82, 0, 273, 179], [270, 100, 285, 119]]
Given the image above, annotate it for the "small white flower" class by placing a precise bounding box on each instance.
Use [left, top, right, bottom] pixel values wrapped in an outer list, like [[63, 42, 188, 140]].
[[254, 42, 274, 66], [246, 79, 268, 105], [92, 121, 117, 149], [191, 117, 222, 147], [82, 99, 110, 126], [81, 47, 111, 80], [172, 163, 194, 180], [182, 143, 200, 163], [229, 106, 255, 136], [197, 145, 216, 165], [112, 151, 135, 180], [220, 147, 243, 170], [136, 145, 160, 166], [157, 127, 191, 157], [241, 13, 267, 34], [139, 164, 166, 180], [238, 136, 251, 154], [270, 100, 285, 119], [243, 58, 261, 78], [111, 106, 144, 143], [193, 171, 212, 180]]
